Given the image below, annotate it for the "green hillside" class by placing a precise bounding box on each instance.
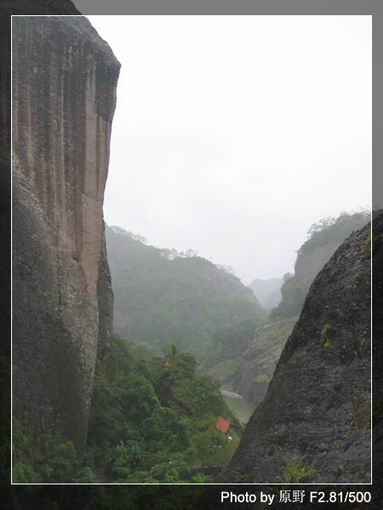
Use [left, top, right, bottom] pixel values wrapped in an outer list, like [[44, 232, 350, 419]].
[[106, 225, 264, 361]]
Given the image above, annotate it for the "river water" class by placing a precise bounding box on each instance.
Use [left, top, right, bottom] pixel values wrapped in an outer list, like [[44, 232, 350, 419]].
[[221, 389, 256, 425]]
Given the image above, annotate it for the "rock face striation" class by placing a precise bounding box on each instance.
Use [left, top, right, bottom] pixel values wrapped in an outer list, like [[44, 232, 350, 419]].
[[227, 219, 372, 483], [12, 14, 120, 451]]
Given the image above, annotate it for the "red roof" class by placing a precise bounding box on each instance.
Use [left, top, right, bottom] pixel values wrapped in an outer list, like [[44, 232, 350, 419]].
[[215, 416, 231, 434]]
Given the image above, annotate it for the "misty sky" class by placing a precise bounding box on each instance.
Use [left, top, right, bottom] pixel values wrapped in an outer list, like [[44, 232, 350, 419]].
[[89, 15, 371, 284]]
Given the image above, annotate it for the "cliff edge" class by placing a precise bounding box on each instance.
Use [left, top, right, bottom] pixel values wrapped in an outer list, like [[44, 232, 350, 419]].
[[12, 14, 120, 451]]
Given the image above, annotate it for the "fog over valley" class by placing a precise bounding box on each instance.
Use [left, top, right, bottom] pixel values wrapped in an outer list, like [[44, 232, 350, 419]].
[[90, 15, 371, 283]]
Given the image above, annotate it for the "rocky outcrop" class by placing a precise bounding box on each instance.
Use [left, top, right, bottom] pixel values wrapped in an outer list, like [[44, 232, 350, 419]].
[[231, 213, 370, 409], [271, 211, 369, 319], [12, 15, 120, 451], [232, 317, 297, 405], [227, 218, 372, 483]]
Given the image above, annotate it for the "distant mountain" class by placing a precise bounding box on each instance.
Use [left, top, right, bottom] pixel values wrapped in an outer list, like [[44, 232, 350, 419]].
[[248, 278, 282, 309], [105, 226, 264, 361], [227, 216, 372, 483], [220, 211, 370, 406], [271, 211, 370, 319]]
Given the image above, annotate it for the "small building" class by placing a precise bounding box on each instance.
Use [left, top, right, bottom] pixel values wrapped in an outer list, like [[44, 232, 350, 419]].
[[215, 416, 232, 434]]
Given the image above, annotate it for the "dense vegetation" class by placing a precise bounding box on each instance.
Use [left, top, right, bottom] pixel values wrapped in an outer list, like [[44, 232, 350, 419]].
[[13, 336, 241, 483], [202, 319, 259, 385], [12, 419, 89, 483], [87, 337, 241, 482], [106, 226, 264, 362], [271, 211, 369, 319]]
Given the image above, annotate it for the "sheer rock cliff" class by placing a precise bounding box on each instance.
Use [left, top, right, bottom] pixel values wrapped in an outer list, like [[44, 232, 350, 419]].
[[12, 13, 120, 451], [227, 218, 372, 483]]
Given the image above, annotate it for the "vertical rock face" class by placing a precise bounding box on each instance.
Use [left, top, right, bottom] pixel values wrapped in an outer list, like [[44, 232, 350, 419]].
[[227, 219, 372, 483], [12, 15, 120, 450]]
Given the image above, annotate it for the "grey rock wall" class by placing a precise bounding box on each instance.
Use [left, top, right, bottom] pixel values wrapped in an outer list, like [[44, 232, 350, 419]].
[[227, 219, 372, 483], [12, 15, 119, 451]]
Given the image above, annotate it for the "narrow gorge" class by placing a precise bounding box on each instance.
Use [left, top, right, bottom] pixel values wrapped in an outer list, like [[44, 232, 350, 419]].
[[11, 7, 374, 487], [227, 219, 373, 483]]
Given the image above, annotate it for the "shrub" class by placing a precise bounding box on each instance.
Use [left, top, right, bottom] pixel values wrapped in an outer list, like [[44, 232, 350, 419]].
[[283, 457, 317, 482], [321, 323, 335, 348]]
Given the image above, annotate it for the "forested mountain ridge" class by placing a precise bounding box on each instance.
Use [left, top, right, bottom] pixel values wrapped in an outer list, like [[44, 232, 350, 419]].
[[106, 225, 264, 360], [206, 212, 370, 404], [271, 211, 370, 319], [227, 217, 373, 483]]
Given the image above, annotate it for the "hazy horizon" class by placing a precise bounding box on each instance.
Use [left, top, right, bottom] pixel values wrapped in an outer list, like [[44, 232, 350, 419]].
[[90, 15, 371, 284]]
